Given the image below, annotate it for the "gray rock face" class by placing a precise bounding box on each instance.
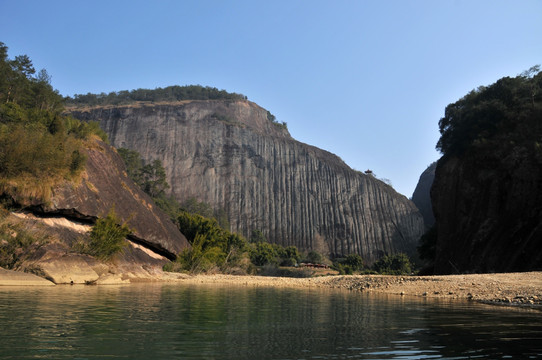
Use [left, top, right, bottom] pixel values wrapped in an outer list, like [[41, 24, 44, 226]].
[[71, 100, 424, 262], [411, 162, 436, 228]]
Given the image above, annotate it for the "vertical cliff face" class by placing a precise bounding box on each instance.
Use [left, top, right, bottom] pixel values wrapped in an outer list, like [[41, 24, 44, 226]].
[[71, 100, 424, 262], [431, 153, 542, 274], [411, 162, 436, 228]]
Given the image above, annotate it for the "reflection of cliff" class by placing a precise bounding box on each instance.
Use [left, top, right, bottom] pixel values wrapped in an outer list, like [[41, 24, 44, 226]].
[[71, 100, 424, 262]]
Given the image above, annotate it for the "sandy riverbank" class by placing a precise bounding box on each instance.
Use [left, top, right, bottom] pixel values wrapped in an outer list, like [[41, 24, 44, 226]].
[[173, 272, 542, 308], [2, 267, 541, 308]]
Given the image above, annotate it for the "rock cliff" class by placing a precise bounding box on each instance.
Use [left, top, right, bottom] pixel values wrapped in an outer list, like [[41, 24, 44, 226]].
[[411, 162, 436, 228], [431, 153, 542, 274], [2, 139, 189, 283], [71, 100, 424, 262], [428, 71, 542, 274], [42, 139, 189, 258]]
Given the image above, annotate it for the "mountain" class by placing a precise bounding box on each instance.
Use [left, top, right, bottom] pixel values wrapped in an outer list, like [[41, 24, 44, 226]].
[[70, 99, 425, 263], [429, 69, 542, 274], [411, 162, 436, 228]]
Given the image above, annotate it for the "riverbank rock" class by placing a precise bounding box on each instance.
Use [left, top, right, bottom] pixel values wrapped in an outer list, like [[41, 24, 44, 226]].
[[0, 267, 55, 286], [37, 254, 99, 284]]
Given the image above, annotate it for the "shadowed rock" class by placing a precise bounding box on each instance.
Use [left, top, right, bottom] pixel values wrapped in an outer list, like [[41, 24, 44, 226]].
[[411, 162, 436, 228], [431, 154, 542, 274]]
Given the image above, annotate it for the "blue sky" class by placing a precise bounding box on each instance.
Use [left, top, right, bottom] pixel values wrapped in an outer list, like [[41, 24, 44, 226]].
[[1, 0, 541, 197]]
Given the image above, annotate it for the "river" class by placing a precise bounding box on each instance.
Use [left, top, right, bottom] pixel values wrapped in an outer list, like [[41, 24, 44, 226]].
[[0, 283, 541, 359]]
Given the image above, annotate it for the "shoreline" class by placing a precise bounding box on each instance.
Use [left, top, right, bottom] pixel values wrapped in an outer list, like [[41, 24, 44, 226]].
[[173, 272, 542, 308], [2, 268, 541, 309]]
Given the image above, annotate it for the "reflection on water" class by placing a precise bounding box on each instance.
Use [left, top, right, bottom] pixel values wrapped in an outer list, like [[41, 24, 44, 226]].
[[0, 283, 541, 359]]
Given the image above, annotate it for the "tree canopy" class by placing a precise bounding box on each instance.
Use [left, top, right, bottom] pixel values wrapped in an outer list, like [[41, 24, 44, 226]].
[[436, 66, 542, 157], [65, 85, 247, 107]]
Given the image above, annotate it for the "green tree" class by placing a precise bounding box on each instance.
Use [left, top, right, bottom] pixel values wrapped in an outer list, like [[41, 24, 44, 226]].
[[249, 242, 278, 266], [141, 160, 169, 198], [172, 211, 248, 273], [372, 253, 412, 275], [344, 253, 364, 270], [436, 67, 542, 157]]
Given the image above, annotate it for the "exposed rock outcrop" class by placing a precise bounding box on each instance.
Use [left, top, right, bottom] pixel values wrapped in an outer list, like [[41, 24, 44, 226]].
[[0, 267, 55, 286], [411, 162, 436, 228], [431, 153, 542, 274], [36, 139, 189, 258], [71, 100, 424, 262], [1, 138, 190, 284]]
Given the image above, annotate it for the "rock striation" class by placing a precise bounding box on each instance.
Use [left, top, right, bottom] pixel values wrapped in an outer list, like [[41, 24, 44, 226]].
[[71, 100, 424, 262], [411, 162, 436, 228]]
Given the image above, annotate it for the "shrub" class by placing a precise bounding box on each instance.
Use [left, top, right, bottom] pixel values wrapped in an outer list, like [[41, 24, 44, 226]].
[[372, 253, 412, 275], [304, 250, 323, 264], [249, 241, 278, 266], [165, 210, 248, 274], [87, 208, 131, 260]]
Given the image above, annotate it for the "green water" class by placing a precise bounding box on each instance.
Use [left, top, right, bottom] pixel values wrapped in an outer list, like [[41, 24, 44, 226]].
[[0, 283, 541, 359]]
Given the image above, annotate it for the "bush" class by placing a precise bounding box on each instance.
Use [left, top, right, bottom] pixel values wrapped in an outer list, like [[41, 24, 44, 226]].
[[248, 242, 302, 267], [87, 208, 131, 260], [333, 253, 364, 274], [304, 250, 323, 264], [344, 253, 364, 270], [250, 241, 278, 266], [372, 253, 412, 275], [174, 234, 224, 273], [166, 211, 248, 274]]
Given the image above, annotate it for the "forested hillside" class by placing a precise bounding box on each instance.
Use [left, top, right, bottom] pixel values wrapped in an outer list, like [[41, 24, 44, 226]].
[[0, 42, 106, 204]]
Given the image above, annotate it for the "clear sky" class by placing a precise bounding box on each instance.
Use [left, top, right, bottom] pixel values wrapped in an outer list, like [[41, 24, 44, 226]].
[[1, 0, 541, 197]]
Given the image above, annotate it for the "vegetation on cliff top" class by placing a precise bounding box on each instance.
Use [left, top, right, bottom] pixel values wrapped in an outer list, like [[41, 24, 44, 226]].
[[0, 42, 106, 204], [65, 85, 247, 107], [436, 65, 542, 158]]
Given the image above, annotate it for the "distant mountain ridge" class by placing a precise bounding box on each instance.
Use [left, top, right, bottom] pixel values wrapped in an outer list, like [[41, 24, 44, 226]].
[[70, 99, 425, 263]]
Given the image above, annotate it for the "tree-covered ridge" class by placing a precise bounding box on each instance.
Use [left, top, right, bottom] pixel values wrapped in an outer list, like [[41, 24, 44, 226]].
[[0, 42, 106, 203], [437, 66, 542, 157], [65, 85, 247, 107]]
